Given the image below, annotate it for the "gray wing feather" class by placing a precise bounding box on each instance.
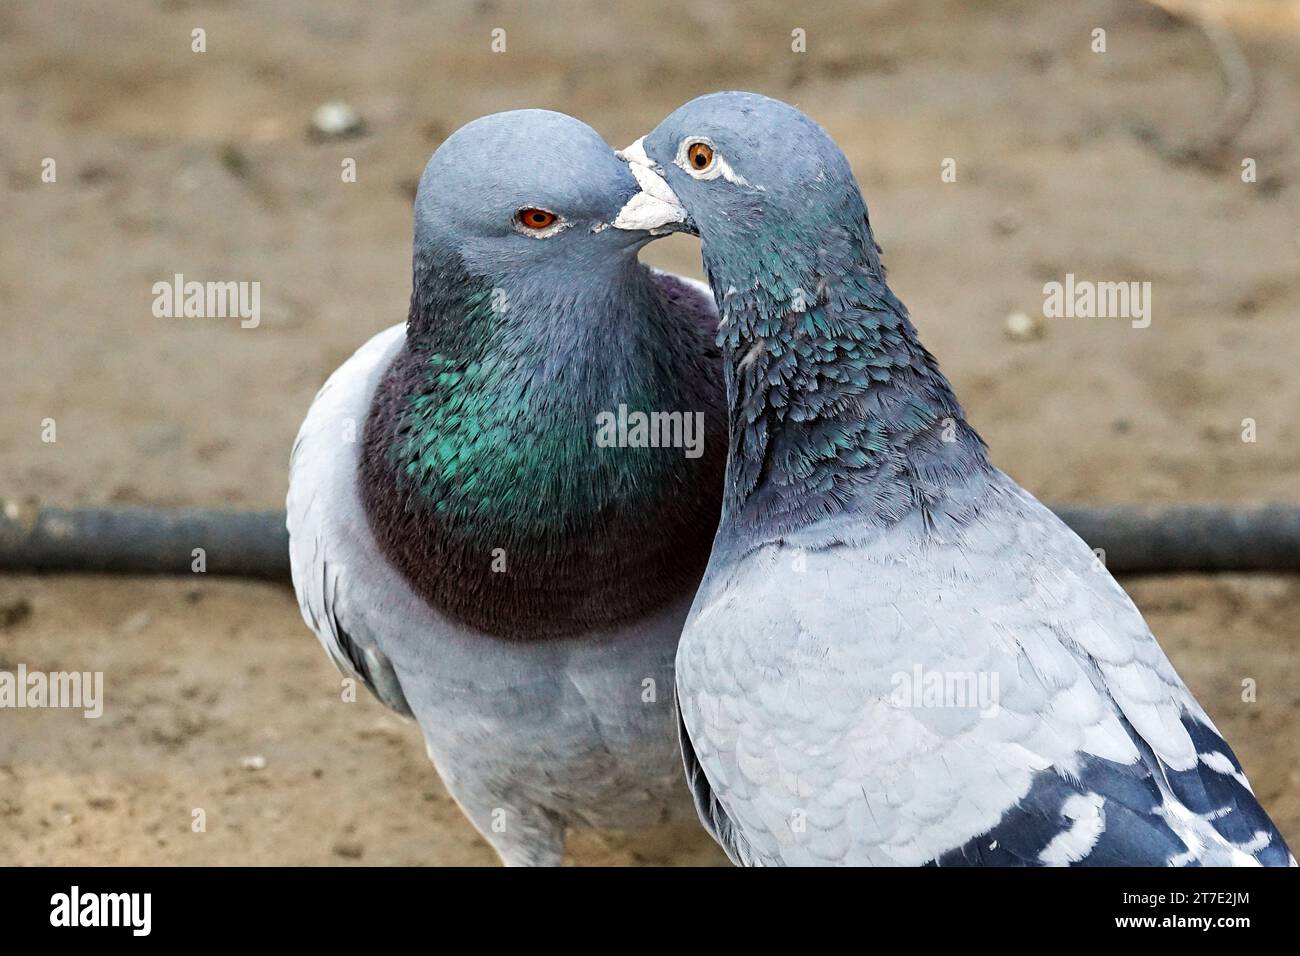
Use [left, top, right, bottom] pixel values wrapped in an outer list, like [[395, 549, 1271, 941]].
[[286, 322, 413, 716], [676, 469, 1292, 866], [676, 695, 756, 865]]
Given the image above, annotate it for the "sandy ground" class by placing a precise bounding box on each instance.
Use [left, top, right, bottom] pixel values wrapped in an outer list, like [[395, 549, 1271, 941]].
[[1, 0, 1298, 864]]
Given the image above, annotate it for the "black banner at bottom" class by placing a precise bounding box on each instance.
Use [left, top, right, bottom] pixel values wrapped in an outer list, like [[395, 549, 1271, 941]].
[[0, 865, 1292, 941]]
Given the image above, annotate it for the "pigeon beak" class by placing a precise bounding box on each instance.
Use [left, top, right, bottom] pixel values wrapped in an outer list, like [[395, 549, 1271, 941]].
[[612, 137, 693, 235]]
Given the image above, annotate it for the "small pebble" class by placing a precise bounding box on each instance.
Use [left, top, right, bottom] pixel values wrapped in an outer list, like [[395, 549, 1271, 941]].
[[2, 498, 38, 528], [1003, 311, 1044, 341], [992, 208, 1022, 236], [310, 102, 366, 140], [78, 164, 113, 185], [240, 754, 268, 771], [117, 610, 153, 635], [333, 841, 364, 860], [0, 597, 33, 630], [219, 143, 251, 179]]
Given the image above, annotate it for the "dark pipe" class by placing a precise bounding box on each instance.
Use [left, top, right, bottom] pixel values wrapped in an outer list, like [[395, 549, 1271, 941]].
[[0, 507, 290, 578], [0, 504, 1297, 578], [1051, 503, 1300, 574]]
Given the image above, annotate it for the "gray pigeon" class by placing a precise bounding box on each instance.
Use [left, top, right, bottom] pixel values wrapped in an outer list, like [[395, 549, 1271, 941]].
[[287, 109, 725, 865], [613, 91, 1294, 867]]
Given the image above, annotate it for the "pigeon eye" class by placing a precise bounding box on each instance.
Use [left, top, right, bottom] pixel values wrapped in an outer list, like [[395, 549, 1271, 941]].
[[687, 142, 714, 171], [516, 208, 558, 230]]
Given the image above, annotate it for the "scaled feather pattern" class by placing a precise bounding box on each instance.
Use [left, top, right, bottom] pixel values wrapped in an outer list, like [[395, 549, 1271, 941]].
[[624, 91, 1294, 867]]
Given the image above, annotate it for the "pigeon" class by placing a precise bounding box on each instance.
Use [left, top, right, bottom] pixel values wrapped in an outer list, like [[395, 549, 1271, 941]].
[[287, 109, 725, 866], [612, 91, 1294, 867]]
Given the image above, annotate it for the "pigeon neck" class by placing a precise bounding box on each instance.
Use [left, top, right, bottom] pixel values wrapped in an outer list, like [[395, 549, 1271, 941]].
[[704, 218, 989, 540], [359, 252, 725, 640]]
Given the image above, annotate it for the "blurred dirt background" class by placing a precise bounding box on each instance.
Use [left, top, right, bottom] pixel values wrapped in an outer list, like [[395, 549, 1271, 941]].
[[1, 0, 1298, 865]]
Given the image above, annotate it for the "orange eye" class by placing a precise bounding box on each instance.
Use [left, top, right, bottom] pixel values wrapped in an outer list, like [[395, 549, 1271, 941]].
[[687, 142, 714, 170], [517, 207, 557, 230]]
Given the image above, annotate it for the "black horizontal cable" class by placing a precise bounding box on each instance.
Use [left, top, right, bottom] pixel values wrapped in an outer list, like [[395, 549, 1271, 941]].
[[0, 504, 1297, 577]]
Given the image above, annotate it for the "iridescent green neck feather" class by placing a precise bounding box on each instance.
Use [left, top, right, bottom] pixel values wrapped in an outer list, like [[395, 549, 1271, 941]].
[[703, 214, 990, 540], [360, 252, 725, 640]]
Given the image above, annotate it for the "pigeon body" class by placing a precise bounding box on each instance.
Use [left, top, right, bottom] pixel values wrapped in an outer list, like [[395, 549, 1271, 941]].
[[288, 110, 725, 865], [615, 91, 1293, 866]]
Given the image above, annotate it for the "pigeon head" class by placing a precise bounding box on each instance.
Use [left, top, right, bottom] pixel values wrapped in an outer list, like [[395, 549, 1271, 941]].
[[614, 93, 981, 533], [414, 109, 653, 282], [367, 110, 728, 642], [613, 92, 882, 290]]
